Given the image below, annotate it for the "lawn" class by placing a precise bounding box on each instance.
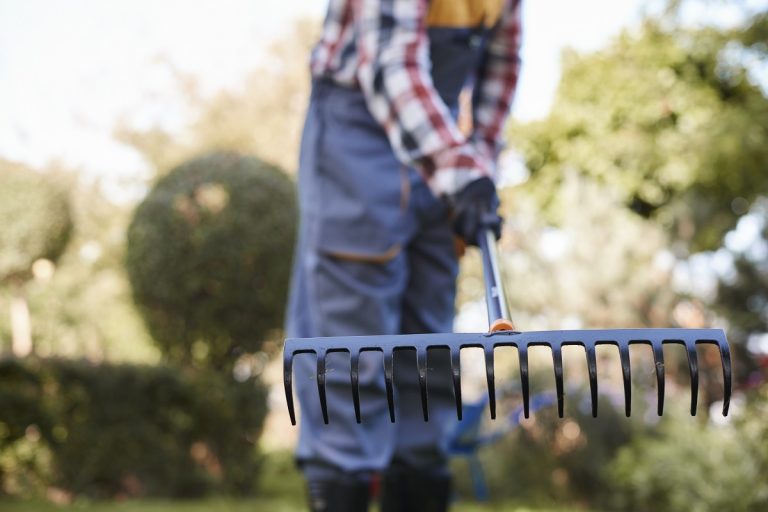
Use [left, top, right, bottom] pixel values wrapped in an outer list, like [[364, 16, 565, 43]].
[[0, 498, 587, 512]]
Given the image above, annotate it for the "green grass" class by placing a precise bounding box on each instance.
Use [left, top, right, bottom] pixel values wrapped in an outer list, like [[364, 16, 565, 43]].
[[0, 499, 300, 512], [0, 498, 587, 512]]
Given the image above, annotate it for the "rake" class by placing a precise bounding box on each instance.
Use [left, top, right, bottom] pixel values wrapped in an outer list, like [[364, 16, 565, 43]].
[[283, 228, 732, 425]]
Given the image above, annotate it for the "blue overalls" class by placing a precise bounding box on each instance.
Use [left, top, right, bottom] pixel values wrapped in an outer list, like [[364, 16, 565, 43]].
[[287, 9, 498, 481]]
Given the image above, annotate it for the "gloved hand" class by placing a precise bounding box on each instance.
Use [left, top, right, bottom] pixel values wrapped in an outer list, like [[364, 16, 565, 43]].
[[449, 176, 502, 246]]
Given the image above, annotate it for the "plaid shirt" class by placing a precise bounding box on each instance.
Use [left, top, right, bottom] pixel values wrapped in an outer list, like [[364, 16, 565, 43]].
[[311, 0, 523, 197]]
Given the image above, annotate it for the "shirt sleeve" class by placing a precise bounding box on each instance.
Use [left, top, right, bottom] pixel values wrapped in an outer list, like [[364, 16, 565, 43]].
[[472, 0, 523, 160], [354, 0, 494, 198]]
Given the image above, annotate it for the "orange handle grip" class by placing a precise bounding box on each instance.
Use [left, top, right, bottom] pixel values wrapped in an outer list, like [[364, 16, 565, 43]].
[[489, 318, 515, 333]]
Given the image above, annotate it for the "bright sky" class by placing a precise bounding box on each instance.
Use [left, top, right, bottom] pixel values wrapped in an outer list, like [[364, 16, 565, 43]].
[[0, 0, 656, 185]]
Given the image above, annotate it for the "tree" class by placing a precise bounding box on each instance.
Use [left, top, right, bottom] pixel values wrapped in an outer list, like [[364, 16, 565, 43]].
[[0, 160, 73, 356], [714, 200, 768, 383], [470, 0, 768, 415], [510, 11, 768, 253], [493, 172, 681, 331], [18, 178, 158, 363], [125, 152, 297, 369]]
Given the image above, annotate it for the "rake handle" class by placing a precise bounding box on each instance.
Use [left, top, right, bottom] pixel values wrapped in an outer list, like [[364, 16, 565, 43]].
[[477, 227, 514, 332]]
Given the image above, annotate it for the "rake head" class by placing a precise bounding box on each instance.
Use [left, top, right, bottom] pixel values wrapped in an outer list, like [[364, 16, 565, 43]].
[[284, 229, 732, 426], [283, 327, 732, 425]]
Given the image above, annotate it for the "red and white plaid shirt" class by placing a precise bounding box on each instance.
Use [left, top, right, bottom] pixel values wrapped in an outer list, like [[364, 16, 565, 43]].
[[311, 0, 523, 197]]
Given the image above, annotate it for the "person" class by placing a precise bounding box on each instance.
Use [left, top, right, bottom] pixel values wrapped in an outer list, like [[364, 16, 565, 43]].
[[286, 0, 522, 510]]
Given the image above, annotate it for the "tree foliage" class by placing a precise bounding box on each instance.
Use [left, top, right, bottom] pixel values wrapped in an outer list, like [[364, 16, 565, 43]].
[[14, 179, 157, 362], [125, 152, 297, 368], [714, 200, 768, 379], [511, 14, 768, 252], [0, 160, 72, 285], [493, 173, 681, 331], [604, 388, 768, 512]]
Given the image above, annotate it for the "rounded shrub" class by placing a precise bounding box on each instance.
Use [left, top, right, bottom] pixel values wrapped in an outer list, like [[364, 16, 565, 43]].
[[125, 152, 297, 368], [0, 161, 72, 284]]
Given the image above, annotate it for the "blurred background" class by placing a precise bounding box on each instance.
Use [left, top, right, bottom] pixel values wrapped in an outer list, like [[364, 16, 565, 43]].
[[1, 0, 767, 511]]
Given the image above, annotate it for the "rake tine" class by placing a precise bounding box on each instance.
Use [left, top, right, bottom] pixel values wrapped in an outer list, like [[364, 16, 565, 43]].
[[350, 350, 361, 424], [417, 347, 429, 421], [485, 345, 496, 419], [685, 341, 699, 415], [316, 349, 329, 424], [586, 344, 598, 417], [719, 338, 732, 416], [619, 342, 632, 417], [450, 347, 463, 420], [552, 345, 564, 418], [383, 349, 396, 423], [651, 340, 665, 416], [284, 350, 296, 426], [519, 345, 530, 418]]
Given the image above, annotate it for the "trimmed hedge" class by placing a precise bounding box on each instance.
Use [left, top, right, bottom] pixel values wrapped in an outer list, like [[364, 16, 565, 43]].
[[0, 357, 267, 499]]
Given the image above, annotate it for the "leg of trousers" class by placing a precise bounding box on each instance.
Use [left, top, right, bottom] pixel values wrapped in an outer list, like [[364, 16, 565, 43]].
[[286, 79, 458, 486], [288, 179, 459, 477]]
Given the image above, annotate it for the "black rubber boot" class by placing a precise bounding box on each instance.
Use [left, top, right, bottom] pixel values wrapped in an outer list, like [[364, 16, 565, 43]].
[[379, 462, 452, 512], [306, 474, 370, 512]]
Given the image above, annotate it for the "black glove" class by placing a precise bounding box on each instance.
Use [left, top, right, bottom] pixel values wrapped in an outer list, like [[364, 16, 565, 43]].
[[449, 176, 502, 246]]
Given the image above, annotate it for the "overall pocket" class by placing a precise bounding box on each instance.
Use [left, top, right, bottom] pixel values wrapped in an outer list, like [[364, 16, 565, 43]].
[[312, 85, 409, 262]]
